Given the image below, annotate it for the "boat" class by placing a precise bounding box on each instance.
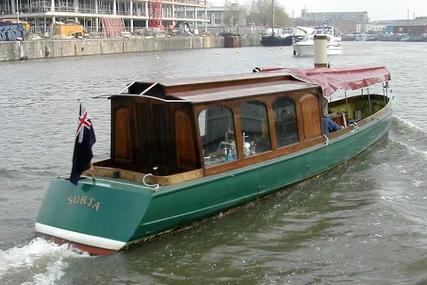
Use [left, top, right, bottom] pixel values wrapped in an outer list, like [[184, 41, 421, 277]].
[[260, 34, 293, 46], [35, 66, 393, 255], [260, 0, 294, 47], [261, 28, 294, 46], [293, 26, 343, 56]]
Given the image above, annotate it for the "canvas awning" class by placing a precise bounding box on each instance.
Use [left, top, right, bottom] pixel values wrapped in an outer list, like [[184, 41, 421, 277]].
[[255, 66, 391, 97], [285, 66, 391, 97]]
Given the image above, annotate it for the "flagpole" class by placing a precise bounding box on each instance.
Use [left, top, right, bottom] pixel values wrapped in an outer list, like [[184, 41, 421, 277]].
[[78, 102, 85, 143], [70, 100, 97, 185]]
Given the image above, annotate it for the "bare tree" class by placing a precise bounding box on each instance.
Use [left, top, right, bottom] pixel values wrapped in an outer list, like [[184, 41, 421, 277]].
[[248, 0, 292, 27], [224, 3, 248, 27]]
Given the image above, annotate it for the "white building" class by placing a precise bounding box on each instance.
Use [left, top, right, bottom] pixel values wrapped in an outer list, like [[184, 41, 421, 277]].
[[0, 0, 208, 34], [366, 24, 386, 33], [205, 3, 247, 34]]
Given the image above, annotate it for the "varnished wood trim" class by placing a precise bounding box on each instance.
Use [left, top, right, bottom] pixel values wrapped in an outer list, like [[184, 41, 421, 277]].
[[87, 167, 203, 186], [266, 101, 278, 150], [326, 124, 352, 140], [193, 90, 324, 175], [232, 105, 243, 161], [298, 93, 322, 140], [205, 136, 324, 176], [104, 93, 390, 184], [166, 75, 289, 93]]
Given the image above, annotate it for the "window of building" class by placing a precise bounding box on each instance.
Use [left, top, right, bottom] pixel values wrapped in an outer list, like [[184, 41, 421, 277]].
[[273, 97, 299, 147], [240, 101, 271, 157], [198, 106, 237, 167]]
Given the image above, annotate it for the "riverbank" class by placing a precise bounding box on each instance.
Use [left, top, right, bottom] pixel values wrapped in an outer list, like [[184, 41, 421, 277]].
[[0, 35, 261, 61]]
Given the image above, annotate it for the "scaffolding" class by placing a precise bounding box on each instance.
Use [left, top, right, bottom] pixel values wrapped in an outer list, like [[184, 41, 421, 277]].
[[148, 0, 162, 28], [0, 0, 207, 35], [101, 17, 125, 37]]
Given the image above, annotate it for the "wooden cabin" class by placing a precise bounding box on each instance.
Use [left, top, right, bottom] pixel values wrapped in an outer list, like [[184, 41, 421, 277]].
[[92, 71, 388, 185]]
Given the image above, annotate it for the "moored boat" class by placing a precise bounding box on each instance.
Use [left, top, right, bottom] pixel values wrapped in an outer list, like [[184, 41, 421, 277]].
[[35, 66, 393, 255], [261, 34, 293, 46], [293, 26, 343, 56]]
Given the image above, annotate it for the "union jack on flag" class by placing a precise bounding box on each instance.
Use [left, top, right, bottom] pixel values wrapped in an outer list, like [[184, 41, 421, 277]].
[[70, 102, 96, 185], [76, 105, 92, 143]]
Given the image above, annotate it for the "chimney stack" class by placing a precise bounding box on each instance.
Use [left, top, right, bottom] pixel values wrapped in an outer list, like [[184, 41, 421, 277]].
[[314, 34, 329, 68]]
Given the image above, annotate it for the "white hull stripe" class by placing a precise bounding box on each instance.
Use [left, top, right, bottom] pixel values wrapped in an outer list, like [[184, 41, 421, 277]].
[[35, 223, 126, 251]]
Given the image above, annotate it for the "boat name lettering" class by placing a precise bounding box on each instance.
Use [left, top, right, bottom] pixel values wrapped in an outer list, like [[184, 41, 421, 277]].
[[66, 195, 101, 211]]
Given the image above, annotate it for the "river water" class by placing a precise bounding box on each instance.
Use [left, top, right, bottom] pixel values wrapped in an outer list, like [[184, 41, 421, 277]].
[[0, 42, 426, 284]]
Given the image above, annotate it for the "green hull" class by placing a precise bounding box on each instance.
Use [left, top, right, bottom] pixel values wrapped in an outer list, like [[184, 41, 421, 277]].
[[36, 107, 392, 252]]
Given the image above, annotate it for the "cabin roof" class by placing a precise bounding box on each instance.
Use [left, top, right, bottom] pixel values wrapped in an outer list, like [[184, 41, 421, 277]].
[[113, 71, 319, 104], [168, 80, 318, 103], [111, 66, 390, 103], [139, 71, 284, 87]]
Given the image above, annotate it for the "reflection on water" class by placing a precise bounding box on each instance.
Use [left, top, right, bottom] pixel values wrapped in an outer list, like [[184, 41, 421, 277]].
[[0, 42, 427, 284]]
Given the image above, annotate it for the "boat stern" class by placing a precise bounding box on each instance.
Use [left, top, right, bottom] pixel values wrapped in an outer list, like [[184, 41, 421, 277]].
[[35, 177, 154, 254]]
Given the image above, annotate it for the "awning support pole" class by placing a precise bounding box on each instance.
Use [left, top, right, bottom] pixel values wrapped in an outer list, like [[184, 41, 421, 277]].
[[119, 81, 135, 94], [367, 87, 372, 115], [345, 90, 349, 122], [383, 83, 386, 104]]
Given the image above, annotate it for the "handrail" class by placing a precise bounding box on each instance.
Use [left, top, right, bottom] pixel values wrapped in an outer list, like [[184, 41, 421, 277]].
[[97, 93, 189, 103], [143, 174, 160, 191], [119, 81, 135, 94], [137, 94, 189, 103], [140, 82, 158, 95], [323, 134, 329, 145]]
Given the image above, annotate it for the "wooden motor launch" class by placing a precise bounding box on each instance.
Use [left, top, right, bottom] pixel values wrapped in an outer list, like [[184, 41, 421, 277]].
[[35, 66, 393, 254]]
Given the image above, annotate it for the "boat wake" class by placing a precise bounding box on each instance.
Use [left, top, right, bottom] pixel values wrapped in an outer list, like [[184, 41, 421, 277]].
[[378, 117, 427, 230], [393, 115, 426, 133], [0, 238, 89, 285], [389, 117, 427, 159]]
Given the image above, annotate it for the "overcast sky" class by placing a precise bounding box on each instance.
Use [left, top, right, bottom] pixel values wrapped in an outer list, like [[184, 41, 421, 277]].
[[216, 0, 427, 21]]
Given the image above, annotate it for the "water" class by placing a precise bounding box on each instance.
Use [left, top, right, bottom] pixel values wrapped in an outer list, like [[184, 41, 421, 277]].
[[0, 42, 426, 284]]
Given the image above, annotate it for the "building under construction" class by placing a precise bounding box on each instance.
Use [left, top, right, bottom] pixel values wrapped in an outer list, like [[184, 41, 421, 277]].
[[0, 0, 208, 35]]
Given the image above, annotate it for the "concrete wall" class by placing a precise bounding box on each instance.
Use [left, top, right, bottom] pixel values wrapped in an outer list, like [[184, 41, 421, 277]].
[[0, 35, 261, 62]]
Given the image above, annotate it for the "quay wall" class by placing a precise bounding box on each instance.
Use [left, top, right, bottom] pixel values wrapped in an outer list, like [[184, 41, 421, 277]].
[[0, 36, 260, 61]]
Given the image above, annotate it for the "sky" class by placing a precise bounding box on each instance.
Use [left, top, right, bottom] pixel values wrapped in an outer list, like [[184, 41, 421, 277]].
[[217, 0, 427, 21]]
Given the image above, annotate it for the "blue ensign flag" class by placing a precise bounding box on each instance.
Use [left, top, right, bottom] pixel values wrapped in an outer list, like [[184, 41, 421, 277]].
[[70, 103, 96, 185]]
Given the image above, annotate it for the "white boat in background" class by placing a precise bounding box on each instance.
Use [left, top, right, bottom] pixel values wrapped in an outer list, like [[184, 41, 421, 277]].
[[293, 26, 343, 57]]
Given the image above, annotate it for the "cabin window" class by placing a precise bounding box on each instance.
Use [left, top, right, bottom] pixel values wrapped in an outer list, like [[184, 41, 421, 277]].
[[273, 97, 299, 147], [198, 106, 238, 167], [175, 110, 197, 168], [240, 101, 271, 157], [299, 94, 322, 140], [114, 107, 132, 161]]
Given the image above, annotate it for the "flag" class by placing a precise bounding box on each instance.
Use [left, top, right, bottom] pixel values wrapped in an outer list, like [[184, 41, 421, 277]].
[[70, 103, 96, 185]]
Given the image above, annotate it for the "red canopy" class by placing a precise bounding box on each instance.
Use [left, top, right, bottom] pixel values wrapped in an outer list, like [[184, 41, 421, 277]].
[[255, 66, 391, 97]]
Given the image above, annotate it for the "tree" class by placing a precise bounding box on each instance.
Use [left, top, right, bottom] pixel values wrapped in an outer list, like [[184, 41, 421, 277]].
[[224, 3, 248, 27], [248, 0, 292, 27]]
